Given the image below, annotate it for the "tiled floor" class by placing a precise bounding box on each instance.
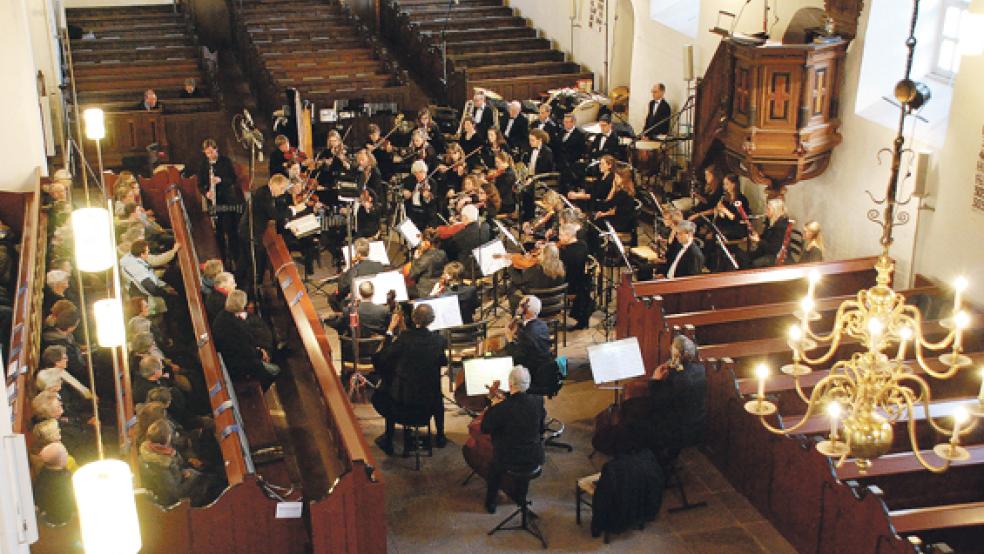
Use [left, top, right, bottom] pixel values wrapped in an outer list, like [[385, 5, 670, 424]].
[[300, 249, 795, 552]]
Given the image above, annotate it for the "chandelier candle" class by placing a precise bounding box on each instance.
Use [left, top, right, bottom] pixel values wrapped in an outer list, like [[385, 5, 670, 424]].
[[827, 402, 842, 442], [953, 276, 968, 314], [897, 326, 912, 360]]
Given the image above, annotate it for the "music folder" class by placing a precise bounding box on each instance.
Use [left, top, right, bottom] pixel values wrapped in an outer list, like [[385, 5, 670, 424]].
[[412, 295, 462, 331], [463, 356, 514, 396], [352, 270, 408, 304], [398, 219, 422, 248], [472, 239, 511, 276], [342, 240, 390, 270], [587, 337, 646, 384]]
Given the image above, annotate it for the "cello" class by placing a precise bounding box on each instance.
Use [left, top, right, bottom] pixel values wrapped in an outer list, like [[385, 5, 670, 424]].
[[461, 380, 526, 502]]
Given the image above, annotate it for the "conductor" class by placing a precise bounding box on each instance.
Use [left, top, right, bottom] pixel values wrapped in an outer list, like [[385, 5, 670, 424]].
[[481, 366, 545, 514]]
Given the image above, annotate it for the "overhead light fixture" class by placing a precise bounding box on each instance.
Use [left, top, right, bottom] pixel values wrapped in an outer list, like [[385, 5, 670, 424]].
[[83, 108, 105, 141], [71, 207, 114, 272], [93, 298, 125, 348], [73, 459, 141, 554]]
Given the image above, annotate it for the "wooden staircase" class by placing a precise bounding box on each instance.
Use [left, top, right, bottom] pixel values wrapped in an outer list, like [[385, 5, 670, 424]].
[[381, 0, 593, 106]]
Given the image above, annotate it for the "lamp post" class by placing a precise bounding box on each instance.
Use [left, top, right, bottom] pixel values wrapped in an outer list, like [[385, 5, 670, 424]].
[[83, 108, 107, 199]]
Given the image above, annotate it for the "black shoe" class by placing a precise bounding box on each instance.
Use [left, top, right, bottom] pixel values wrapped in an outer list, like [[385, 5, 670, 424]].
[[484, 500, 497, 514], [435, 435, 448, 448], [374, 435, 394, 456]]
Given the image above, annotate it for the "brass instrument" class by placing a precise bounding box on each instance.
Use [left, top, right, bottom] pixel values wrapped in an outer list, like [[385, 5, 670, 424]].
[[455, 99, 474, 139]]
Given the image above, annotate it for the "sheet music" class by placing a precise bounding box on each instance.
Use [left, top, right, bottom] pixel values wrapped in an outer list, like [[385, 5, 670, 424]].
[[352, 270, 409, 304], [412, 295, 463, 331], [342, 240, 390, 270], [472, 239, 511, 276], [464, 356, 514, 396], [398, 219, 422, 248], [587, 337, 646, 384]]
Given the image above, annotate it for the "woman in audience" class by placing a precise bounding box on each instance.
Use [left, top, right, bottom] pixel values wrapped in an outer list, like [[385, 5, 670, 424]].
[[31, 391, 89, 457], [212, 290, 281, 390], [29, 420, 79, 476], [201, 258, 224, 296], [41, 307, 86, 385], [205, 271, 236, 323], [33, 442, 76, 524], [799, 221, 824, 263], [139, 419, 222, 507]]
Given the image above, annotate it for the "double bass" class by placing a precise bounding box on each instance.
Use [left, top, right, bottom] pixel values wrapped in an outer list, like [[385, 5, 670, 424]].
[[461, 380, 525, 501]]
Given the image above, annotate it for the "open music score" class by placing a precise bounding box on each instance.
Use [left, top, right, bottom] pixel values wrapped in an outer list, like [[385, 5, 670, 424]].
[[463, 356, 514, 396], [472, 239, 511, 276], [352, 270, 409, 304], [398, 219, 422, 248], [342, 240, 390, 270], [587, 337, 646, 385], [412, 295, 462, 331]]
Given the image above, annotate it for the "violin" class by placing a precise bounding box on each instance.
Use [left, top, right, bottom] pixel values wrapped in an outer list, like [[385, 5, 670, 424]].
[[370, 114, 405, 151], [493, 240, 542, 270], [433, 220, 466, 240]]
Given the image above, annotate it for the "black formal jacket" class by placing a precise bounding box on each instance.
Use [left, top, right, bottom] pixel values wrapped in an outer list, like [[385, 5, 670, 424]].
[[493, 168, 517, 211], [753, 216, 790, 260], [239, 184, 288, 246], [588, 132, 620, 160], [417, 123, 446, 154], [503, 318, 553, 374], [556, 127, 586, 167], [523, 145, 555, 175], [511, 265, 564, 294], [373, 327, 448, 412], [559, 240, 589, 291], [643, 99, 672, 137], [328, 299, 389, 338], [442, 284, 479, 324], [211, 310, 266, 383], [799, 246, 823, 264], [472, 104, 495, 135], [408, 248, 448, 298], [667, 241, 704, 279], [204, 289, 228, 323], [501, 114, 529, 152], [268, 148, 289, 177], [601, 190, 637, 233], [337, 259, 387, 301], [459, 131, 487, 166], [481, 391, 546, 467], [532, 118, 560, 142], [590, 449, 665, 537], [448, 221, 491, 276], [196, 155, 240, 206]]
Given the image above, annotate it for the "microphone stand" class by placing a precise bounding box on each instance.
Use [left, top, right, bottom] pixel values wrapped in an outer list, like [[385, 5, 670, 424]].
[[698, 213, 740, 271], [440, 0, 455, 88]]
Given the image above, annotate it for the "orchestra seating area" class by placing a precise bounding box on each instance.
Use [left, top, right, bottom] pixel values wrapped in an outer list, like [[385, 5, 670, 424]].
[[65, 4, 222, 167], [380, 0, 594, 105], [232, 0, 419, 117], [614, 263, 984, 553]]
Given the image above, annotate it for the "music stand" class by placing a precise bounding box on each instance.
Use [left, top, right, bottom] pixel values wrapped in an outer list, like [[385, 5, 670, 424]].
[[352, 270, 409, 304], [463, 356, 514, 397], [587, 337, 646, 406], [472, 238, 511, 318], [412, 295, 463, 331]]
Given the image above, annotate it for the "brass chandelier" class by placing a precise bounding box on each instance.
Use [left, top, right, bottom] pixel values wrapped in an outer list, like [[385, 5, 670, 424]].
[[744, 0, 981, 473]]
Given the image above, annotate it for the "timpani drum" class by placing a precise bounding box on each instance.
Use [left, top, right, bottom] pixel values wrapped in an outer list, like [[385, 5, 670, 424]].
[[632, 140, 664, 175]]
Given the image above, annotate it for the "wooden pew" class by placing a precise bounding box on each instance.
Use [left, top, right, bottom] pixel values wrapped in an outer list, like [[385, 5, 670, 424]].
[[263, 226, 387, 554]]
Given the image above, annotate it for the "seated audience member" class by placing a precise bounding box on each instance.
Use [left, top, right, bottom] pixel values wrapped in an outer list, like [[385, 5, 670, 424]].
[[120, 239, 178, 300], [749, 198, 791, 268], [432, 261, 478, 324], [138, 88, 164, 112], [43, 269, 79, 319], [326, 281, 389, 338], [336, 238, 386, 303], [499, 295, 554, 373], [132, 354, 190, 416], [508, 243, 565, 312], [31, 391, 88, 456], [128, 311, 172, 358], [139, 420, 222, 507], [406, 229, 448, 298], [371, 304, 449, 454], [41, 307, 87, 385], [33, 442, 76, 525], [29, 420, 79, 475], [480, 366, 545, 514], [205, 271, 236, 323], [180, 78, 203, 98], [212, 290, 281, 389], [799, 220, 824, 264], [661, 220, 704, 279], [201, 259, 224, 296], [35, 366, 91, 417], [129, 332, 193, 394]]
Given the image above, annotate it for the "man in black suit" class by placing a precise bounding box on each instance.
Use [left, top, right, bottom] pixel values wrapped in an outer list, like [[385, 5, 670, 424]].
[[447, 204, 491, 279], [663, 221, 704, 279], [519, 129, 555, 221], [471, 91, 495, 136], [336, 238, 387, 303], [268, 135, 292, 177], [500, 101, 529, 155], [531, 104, 560, 141], [212, 290, 280, 390], [198, 138, 243, 265], [402, 160, 437, 230], [555, 113, 586, 193], [499, 295, 554, 373], [137, 88, 164, 112], [237, 174, 292, 296], [642, 83, 672, 138], [326, 281, 389, 338], [481, 365, 546, 513], [371, 303, 450, 454], [588, 114, 621, 160]]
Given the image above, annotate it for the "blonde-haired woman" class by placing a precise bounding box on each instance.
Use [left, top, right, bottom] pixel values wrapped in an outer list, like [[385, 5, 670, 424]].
[[508, 242, 566, 312], [799, 220, 824, 263], [749, 197, 790, 267]]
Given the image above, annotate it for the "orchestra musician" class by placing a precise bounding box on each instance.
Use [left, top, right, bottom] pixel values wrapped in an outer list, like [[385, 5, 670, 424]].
[[588, 114, 620, 160], [507, 243, 565, 312], [405, 229, 448, 299], [435, 144, 469, 213], [365, 123, 395, 179], [524, 190, 564, 240], [662, 220, 704, 279], [478, 178, 502, 221], [471, 90, 495, 135], [431, 261, 479, 324], [519, 129, 555, 222], [488, 151, 517, 216], [336, 237, 387, 304], [799, 221, 824, 263], [196, 138, 242, 265], [355, 148, 384, 199], [402, 160, 436, 230], [458, 117, 487, 168], [324, 280, 389, 338], [713, 173, 751, 240], [531, 103, 560, 141], [445, 204, 491, 279], [594, 166, 638, 240], [372, 303, 450, 455], [642, 83, 672, 138], [354, 188, 381, 239], [557, 223, 591, 330], [236, 174, 293, 295], [480, 365, 545, 514], [749, 198, 790, 268], [685, 166, 723, 217], [496, 295, 554, 377], [555, 113, 587, 193], [284, 179, 322, 274], [397, 129, 438, 171], [416, 107, 446, 154], [481, 127, 510, 170], [568, 154, 614, 214], [315, 130, 353, 194], [641, 334, 707, 457], [501, 101, 530, 155], [268, 135, 292, 177]]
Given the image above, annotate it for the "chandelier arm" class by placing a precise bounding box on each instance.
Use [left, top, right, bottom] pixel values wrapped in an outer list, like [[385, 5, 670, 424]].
[[798, 330, 847, 366], [805, 302, 861, 344], [907, 304, 954, 350], [758, 374, 855, 435], [910, 332, 962, 379], [901, 388, 951, 473], [793, 373, 811, 403]]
